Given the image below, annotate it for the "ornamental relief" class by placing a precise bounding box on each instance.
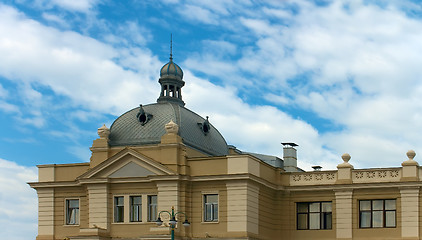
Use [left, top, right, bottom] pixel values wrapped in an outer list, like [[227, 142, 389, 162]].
[[352, 169, 400, 182], [290, 172, 337, 185]]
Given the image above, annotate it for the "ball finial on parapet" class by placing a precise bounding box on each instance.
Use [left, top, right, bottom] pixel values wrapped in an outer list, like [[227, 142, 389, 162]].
[[337, 153, 353, 169], [342, 153, 351, 163], [407, 150, 416, 160]]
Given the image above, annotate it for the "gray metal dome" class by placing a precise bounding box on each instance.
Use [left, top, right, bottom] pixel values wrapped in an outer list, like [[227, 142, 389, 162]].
[[108, 102, 229, 156], [160, 60, 183, 79]]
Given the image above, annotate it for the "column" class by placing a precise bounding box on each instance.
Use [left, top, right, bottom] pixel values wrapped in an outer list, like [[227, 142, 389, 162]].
[[400, 187, 419, 239], [87, 184, 109, 229], [226, 181, 259, 235], [37, 188, 54, 240], [335, 190, 353, 239]]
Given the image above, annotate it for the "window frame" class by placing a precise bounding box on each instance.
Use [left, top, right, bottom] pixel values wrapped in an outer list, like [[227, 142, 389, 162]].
[[359, 199, 396, 228], [65, 198, 80, 226], [296, 201, 332, 230], [203, 194, 219, 222], [147, 195, 157, 222], [130, 196, 142, 222], [114, 196, 124, 223]]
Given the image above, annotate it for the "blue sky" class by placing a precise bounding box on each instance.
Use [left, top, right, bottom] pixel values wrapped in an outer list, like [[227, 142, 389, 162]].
[[2, 0, 422, 239]]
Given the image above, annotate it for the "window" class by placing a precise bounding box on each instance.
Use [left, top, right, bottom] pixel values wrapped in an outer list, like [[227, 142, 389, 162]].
[[66, 199, 79, 225], [130, 196, 142, 222], [148, 195, 157, 222], [114, 196, 124, 223], [204, 194, 218, 222], [297, 202, 332, 230], [359, 199, 396, 228]]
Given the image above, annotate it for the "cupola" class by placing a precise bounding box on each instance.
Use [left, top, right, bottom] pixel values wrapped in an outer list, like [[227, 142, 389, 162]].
[[157, 41, 185, 106]]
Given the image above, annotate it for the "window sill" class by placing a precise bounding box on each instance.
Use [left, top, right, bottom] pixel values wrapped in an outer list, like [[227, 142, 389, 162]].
[[201, 221, 219, 224], [63, 224, 80, 227], [112, 222, 155, 225]]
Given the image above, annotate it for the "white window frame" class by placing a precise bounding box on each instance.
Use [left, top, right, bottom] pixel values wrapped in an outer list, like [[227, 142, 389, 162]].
[[64, 198, 80, 226], [203, 193, 219, 223], [114, 196, 125, 223], [130, 196, 142, 222], [147, 195, 158, 222]]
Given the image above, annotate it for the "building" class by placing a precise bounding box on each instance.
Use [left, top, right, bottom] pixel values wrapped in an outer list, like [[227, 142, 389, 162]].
[[29, 55, 422, 240]]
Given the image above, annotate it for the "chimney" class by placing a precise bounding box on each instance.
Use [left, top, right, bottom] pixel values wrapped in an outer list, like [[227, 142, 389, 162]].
[[282, 142, 298, 172]]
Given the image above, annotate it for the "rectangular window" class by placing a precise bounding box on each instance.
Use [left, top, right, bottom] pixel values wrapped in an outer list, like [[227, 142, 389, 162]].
[[114, 196, 124, 223], [148, 195, 157, 222], [297, 202, 332, 230], [130, 196, 142, 222], [359, 199, 396, 228], [204, 194, 218, 222], [66, 199, 79, 225]]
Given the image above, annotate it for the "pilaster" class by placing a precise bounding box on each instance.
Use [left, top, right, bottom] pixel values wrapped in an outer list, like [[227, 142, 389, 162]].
[[87, 184, 109, 230], [400, 187, 419, 239], [226, 181, 259, 236], [335, 190, 353, 239], [157, 181, 179, 213], [37, 188, 54, 240]]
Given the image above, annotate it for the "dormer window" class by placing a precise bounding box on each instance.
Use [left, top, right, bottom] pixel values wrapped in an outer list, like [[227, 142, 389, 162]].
[[198, 116, 211, 135], [136, 104, 153, 126]]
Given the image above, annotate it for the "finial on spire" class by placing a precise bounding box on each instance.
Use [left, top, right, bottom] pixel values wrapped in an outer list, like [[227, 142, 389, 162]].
[[170, 33, 173, 61]]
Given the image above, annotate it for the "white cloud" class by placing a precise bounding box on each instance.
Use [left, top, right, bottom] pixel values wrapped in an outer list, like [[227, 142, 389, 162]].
[[176, 4, 219, 25], [0, 4, 161, 116], [42, 12, 70, 28], [67, 145, 91, 162], [0, 83, 8, 98], [183, 71, 340, 170], [32, 0, 99, 13], [0, 158, 37, 240], [0, 101, 20, 113], [179, 0, 422, 169]]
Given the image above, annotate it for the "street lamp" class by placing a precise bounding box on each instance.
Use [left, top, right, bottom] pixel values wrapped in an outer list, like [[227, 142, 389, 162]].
[[156, 206, 190, 240]]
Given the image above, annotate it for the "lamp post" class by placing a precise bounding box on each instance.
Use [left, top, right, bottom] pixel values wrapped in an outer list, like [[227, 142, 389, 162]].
[[156, 206, 190, 240]]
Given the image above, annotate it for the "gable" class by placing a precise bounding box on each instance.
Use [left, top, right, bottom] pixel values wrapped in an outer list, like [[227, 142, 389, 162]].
[[109, 161, 156, 178], [78, 148, 175, 179]]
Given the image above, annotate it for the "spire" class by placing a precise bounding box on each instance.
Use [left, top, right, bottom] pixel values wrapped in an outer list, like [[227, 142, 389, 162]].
[[170, 33, 173, 61]]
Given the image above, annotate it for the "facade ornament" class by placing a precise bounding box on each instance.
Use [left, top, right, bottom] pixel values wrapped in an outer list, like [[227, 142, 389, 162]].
[[165, 119, 179, 134], [97, 124, 110, 139]]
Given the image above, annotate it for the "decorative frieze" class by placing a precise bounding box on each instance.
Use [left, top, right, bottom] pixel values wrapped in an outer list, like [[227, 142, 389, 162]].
[[290, 172, 337, 186], [352, 169, 401, 183]]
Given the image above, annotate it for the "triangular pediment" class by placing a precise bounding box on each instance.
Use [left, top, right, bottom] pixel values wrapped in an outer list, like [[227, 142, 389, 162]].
[[109, 161, 155, 178], [78, 148, 175, 179]]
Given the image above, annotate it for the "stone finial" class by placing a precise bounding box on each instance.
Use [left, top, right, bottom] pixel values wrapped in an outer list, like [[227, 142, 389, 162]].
[[407, 150, 416, 160], [97, 124, 110, 139], [337, 153, 353, 168], [165, 120, 179, 134], [402, 150, 418, 166], [342, 153, 351, 163]]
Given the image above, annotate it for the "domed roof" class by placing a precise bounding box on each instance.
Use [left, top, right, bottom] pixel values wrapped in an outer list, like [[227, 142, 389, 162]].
[[160, 59, 183, 79], [108, 102, 229, 156]]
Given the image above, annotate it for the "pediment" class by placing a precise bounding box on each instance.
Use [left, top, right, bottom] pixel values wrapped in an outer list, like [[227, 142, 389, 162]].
[[109, 161, 155, 178], [78, 148, 175, 179]]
